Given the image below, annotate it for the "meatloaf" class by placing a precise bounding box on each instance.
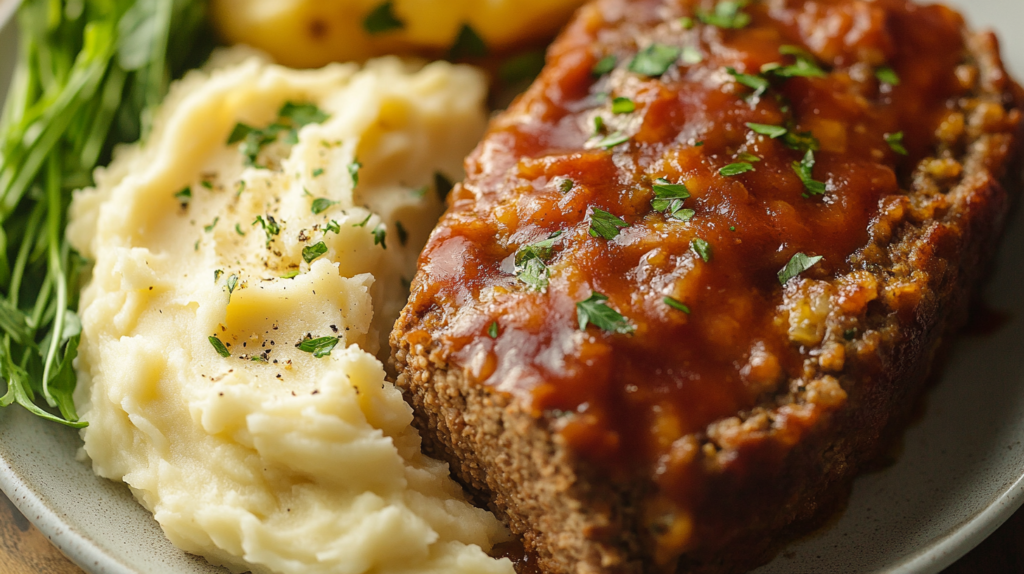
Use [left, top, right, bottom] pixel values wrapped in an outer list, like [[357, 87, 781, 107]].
[[391, 0, 1024, 572]]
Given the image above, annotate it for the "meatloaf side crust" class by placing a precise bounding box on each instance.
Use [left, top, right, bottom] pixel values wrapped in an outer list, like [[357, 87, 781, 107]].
[[392, 1, 1024, 572]]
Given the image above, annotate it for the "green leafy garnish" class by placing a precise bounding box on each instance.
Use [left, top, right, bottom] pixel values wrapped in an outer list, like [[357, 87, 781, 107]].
[[324, 220, 341, 234], [681, 46, 703, 65], [720, 162, 755, 176], [302, 241, 329, 263], [691, 238, 712, 262], [651, 178, 692, 220], [576, 292, 634, 334], [372, 224, 387, 249], [747, 123, 787, 138], [450, 24, 489, 59], [778, 252, 823, 284], [696, 1, 752, 29], [559, 179, 575, 194], [252, 215, 281, 246], [312, 168, 324, 177], [595, 132, 630, 149], [885, 132, 908, 155], [235, 223, 246, 236], [279, 102, 330, 126], [363, 1, 404, 34], [229, 102, 330, 166], [726, 67, 770, 96], [593, 115, 606, 135], [663, 297, 691, 314], [782, 130, 821, 153], [297, 336, 339, 358], [588, 208, 629, 240], [876, 66, 901, 86], [680, 16, 695, 29], [204, 217, 219, 232], [612, 97, 636, 114], [214, 269, 224, 282], [514, 231, 562, 291], [281, 270, 300, 279], [311, 197, 338, 215], [226, 274, 238, 294], [762, 46, 828, 79], [738, 152, 761, 163], [488, 321, 499, 338], [175, 187, 192, 203], [209, 336, 231, 358], [354, 213, 372, 228], [348, 159, 362, 186], [592, 55, 617, 76], [628, 44, 681, 77], [792, 150, 826, 195]]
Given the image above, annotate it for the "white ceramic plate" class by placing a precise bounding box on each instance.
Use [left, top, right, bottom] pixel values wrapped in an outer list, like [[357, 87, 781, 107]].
[[1, 2, 1023, 573]]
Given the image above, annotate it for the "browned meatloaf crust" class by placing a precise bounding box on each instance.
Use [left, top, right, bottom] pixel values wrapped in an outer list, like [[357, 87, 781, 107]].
[[391, 0, 1024, 572]]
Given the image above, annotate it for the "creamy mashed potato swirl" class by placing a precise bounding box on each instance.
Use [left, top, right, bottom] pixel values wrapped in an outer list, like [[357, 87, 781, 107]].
[[67, 50, 512, 574]]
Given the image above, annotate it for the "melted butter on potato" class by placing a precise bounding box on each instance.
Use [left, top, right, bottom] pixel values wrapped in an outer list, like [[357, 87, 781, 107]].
[[211, 0, 586, 68], [67, 49, 513, 574]]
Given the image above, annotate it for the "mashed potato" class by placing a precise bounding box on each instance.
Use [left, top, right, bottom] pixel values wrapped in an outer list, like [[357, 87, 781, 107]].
[[67, 49, 513, 574], [211, 0, 586, 68]]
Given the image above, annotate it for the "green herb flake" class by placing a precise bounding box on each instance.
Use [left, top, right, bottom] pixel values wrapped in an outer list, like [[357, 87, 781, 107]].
[[844, 328, 858, 340], [782, 130, 821, 153], [235, 223, 246, 236], [396, 221, 408, 246], [214, 269, 224, 281], [201, 180, 214, 190], [663, 296, 691, 314], [303, 241, 329, 263], [726, 67, 770, 96], [681, 46, 703, 65], [252, 215, 281, 246], [762, 46, 828, 79], [311, 197, 339, 215], [226, 274, 239, 294], [680, 16, 695, 29], [348, 159, 362, 187], [297, 336, 339, 358], [695, 140, 705, 147], [450, 24, 489, 59], [592, 55, 617, 76], [612, 97, 636, 114], [885, 132, 908, 155], [174, 187, 192, 203], [363, 1, 404, 34], [325, 220, 341, 234], [559, 179, 575, 194], [209, 336, 231, 358], [747, 122, 787, 138], [696, 1, 752, 29], [281, 270, 300, 279], [738, 152, 761, 163], [876, 66, 901, 86], [691, 238, 712, 262], [488, 321, 499, 338], [372, 224, 387, 249], [227, 123, 255, 144], [628, 44, 682, 77], [204, 217, 219, 233], [792, 150, 826, 195], [515, 231, 563, 291], [651, 178, 692, 219], [720, 162, 755, 176], [778, 252, 824, 284], [593, 115, 606, 135], [588, 208, 629, 240], [312, 168, 324, 177], [278, 102, 330, 127], [576, 292, 635, 334], [354, 213, 372, 228], [595, 131, 630, 149]]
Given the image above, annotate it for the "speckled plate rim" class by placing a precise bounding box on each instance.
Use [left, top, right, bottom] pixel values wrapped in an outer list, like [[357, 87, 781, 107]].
[[0, 2, 1022, 573]]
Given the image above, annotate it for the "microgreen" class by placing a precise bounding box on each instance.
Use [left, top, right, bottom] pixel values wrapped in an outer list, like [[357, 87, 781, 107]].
[[576, 292, 634, 334]]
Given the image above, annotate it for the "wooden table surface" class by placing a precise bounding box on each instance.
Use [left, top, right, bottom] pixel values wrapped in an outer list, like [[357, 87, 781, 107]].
[[0, 489, 1020, 574]]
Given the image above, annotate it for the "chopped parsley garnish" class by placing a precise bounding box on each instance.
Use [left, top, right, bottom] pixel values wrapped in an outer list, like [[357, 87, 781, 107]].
[[844, 328, 858, 340], [297, 336, 339, 358], [214, 269, 223, 281], [592, 55, 617, 76], [234, 223, 246, 236], [762, 46, 828, 78], [726, 67, 769, 96], [302, 241, 329, 263], [372, 224, 387, 249], [588, 208, 628, 240], [782, 130, 821, 153], [281, 270, 300, 279], [311, 197, 338, 215], [201, 180, 214, 190], [354, 213, 372, 227], [252, 215, 280, 246], [325, 220, 341, 234], [680, 16, 695, 29], [228, 102, 329, 167], [628, 44, 681, 77], [514, 231, 562, 292], [348, 159, 362, 186], [778, 252, 823, 284], [395, 221, 408, 246], [209, 336, 231, 358], [612, 97, 636, 114], [559, 179, 575, 194], [226, 274, 238, 294], [204, 217, 219, 232], [885, 132, 908, 155], [449, 24, 489, 59], [747, 122, 787, 138], [435, 171, 454, 202], [876, 66, 901, 86], [691, 238, 712, 262], [595, 131, 629, 149], [577, 292, 634, 334], [696, 1, 751, 29], [312, 168, 324, 177], [720, 162, 755, 176], [738, 152, 761, 163], [792, 150, 826, 195], [663, 296, 691, 314], [363, 1, 404, 34], [488, 321, 499, 338], [174, 187, 191, 203], [279, 102, 330, 126], [593, 115, 606, 135], [651, 178, 693, 220], [681, 46, 703, 65]]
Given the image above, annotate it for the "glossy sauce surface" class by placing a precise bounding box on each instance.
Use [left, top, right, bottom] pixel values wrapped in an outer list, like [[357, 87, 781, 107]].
[[407, 0, 967, 499]]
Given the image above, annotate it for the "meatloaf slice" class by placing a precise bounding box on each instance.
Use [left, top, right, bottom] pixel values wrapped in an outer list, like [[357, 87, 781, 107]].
[[392, 0, 1024, 572]]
